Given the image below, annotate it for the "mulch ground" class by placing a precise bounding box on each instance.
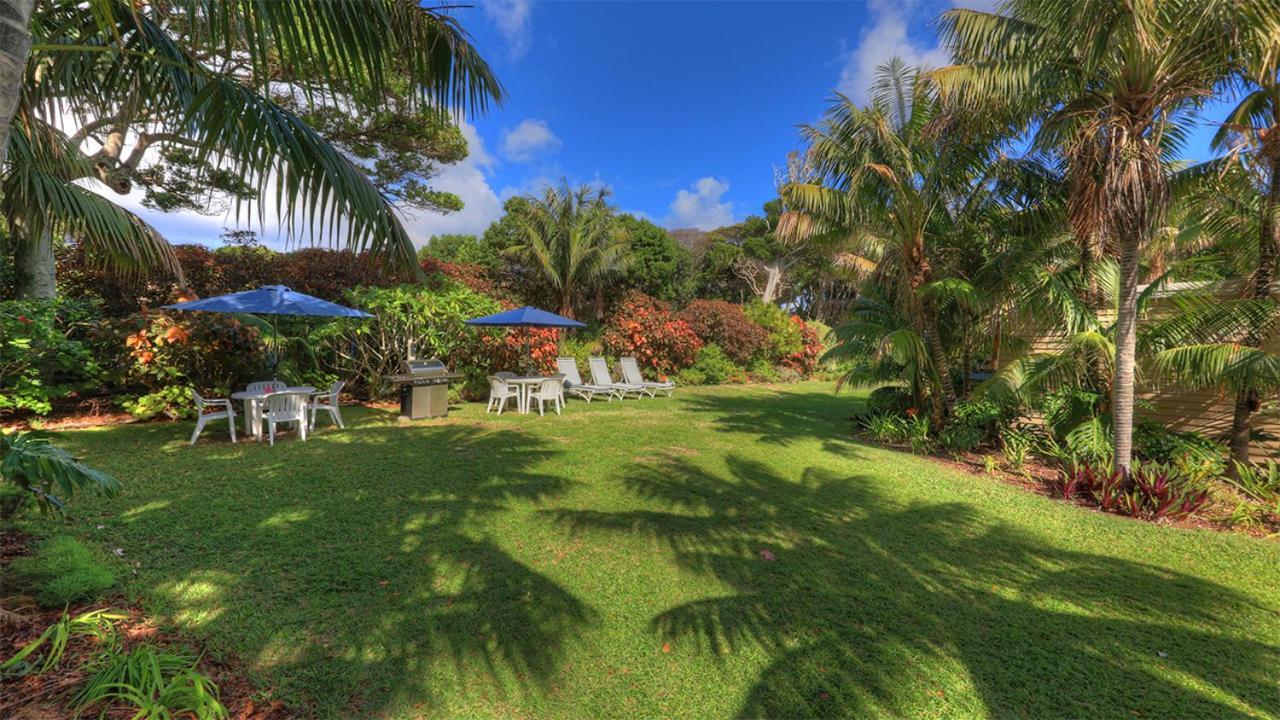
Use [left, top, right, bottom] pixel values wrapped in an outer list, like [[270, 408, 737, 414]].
[[0, 528, 292, 720]]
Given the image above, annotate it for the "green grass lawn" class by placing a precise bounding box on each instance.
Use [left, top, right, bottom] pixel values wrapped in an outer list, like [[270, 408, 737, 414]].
[[22, 382, 1280, 718]]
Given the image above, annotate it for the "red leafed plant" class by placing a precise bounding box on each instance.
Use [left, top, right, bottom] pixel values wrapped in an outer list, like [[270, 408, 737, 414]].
[[779, 316, 823, 376], [602, 291, 701, 375], [477, 326, 560, 374], [678, 299, 770, 365], [1058, 463, 1210, 520]]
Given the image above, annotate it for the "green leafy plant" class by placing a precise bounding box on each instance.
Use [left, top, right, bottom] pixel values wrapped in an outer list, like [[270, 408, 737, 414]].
[[0, 300, 101, 415], [1, 608, 123, 676], [679, 344, 744, 385], [907, 415, 933, 455], [999, 426, 1036, 472], [865, 386, 914, 418], [1226, 461, 1280, 514], [73, 644, 227, 720], [11, 536, 117, 607], [864, 413, 908, 444], [0, 431, 121, 514]]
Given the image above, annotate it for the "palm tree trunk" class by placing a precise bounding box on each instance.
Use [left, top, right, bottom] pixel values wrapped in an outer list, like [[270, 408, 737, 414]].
[[1228, 389, 1255, 472], [13, 215, 56, 300], [1111, 233, 1142, 473], [1227, 152, 1280, 474], [0, 0, 33, 168], [925, 315, 956, 425]]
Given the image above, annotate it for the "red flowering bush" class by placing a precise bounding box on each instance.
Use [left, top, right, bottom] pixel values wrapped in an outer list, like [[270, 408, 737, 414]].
[[779, 315, 823, 376], [602, 291, 702, 374], [93, 310, 267, 418], [679, 299, 770, 365], [476, 327, 560, 376]]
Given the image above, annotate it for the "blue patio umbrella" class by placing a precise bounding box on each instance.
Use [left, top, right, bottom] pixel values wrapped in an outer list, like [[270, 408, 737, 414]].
[[465, 306, 586, 370], [163, 285, 372, 377]]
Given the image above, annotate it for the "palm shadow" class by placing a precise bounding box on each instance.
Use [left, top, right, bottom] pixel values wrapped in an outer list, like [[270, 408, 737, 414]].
[[680, 387, 866, 451], [103, 413, 594, 717], [553, 455, 1279, 718]]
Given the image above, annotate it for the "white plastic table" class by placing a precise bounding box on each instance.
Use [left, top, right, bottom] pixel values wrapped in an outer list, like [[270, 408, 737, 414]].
[[230, 386, 314, 439], [505, 376, 547, 414]]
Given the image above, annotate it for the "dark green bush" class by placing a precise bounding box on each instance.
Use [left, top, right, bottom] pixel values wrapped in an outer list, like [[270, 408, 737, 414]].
[[939, 424, 986, 453], [866, 386, 914, 418], [0, 300, 101, 416], [1134, 421, 1225, 482], [11, 536, 116, 607], [680, 344, 744, 385]]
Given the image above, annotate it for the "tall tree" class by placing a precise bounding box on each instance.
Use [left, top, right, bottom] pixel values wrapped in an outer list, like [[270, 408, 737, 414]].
[[938, 0, 1262, 471], [782, 60, 996, 425], [0, 0, 32, 168], [1210, 41, 1280, 470], [5, 0, 503, 299], [506, 182, 630, 319]]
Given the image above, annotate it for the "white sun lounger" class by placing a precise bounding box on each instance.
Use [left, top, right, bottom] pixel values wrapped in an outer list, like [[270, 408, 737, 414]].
[[589, 356, 648, 399], [556, 357, 621, 402], [620, 356, 676, 398]]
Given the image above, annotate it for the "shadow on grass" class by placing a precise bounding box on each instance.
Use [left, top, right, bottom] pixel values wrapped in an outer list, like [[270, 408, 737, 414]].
[[553, 454, 1278, 718], [680, 388, 865, 450], [109, 412, 593, 717]]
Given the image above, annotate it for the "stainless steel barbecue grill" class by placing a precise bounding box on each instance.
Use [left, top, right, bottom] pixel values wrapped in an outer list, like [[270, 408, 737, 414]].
[[386, 359, 462, 419]]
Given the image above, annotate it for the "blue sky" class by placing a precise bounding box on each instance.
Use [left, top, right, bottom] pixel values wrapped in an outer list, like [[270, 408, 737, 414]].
[[110, 0, 1235, 248]]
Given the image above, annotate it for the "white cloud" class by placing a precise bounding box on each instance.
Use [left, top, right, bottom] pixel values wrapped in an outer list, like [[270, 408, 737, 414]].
[[836, 0, 950, 103], [481, 0, 534, 61], [666, 177, 734, 231], [501, 119, 561, 163]]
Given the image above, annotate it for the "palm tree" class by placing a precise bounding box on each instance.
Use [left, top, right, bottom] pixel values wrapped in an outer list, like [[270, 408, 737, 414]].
[[781, 60, 1000, 425], [938, 0, 1262, 471], [1204, 45, 1280, 470], [0, 0, 32, 168], [506, 182, 630, 319], [5, 0, 503, 298], [1149, 166, 1280, 470]]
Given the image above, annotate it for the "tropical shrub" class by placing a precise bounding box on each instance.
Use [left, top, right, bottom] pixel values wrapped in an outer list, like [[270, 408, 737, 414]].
[[677, 344, 744, 385], [779, 315, 823, 376], [678, 299, 769, 364], [939, 423, 986, 453], [866, 386, 914, 418], [0, 608, 123, 676], [11, 536, 117, 607], [864, 413, 908, 444], [999, 425, 1038, 472], [93, 311, 266, 419], [944, 399, 1015, 450], [1058, 462, 1210, 520], [743, 301, 803, 360], [319, 282, 506, 399], [602, 291, 701, 375], [0, 300, 101, 416], [1134, 421, 1225, 480]]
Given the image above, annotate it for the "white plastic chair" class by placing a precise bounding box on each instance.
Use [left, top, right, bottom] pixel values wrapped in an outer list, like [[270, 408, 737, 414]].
[[487, 375, 520, 414], [555, 357, 619, 402], [190, 390, 237, 445], [309, 380, 346, 429], [264, 390, 310, 446], [620, 357, 675, 398], [532, 377, 564, 416], [588, 357, 646, 399], [246, 380, 286, 393], [495, 371, 517, 380]]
